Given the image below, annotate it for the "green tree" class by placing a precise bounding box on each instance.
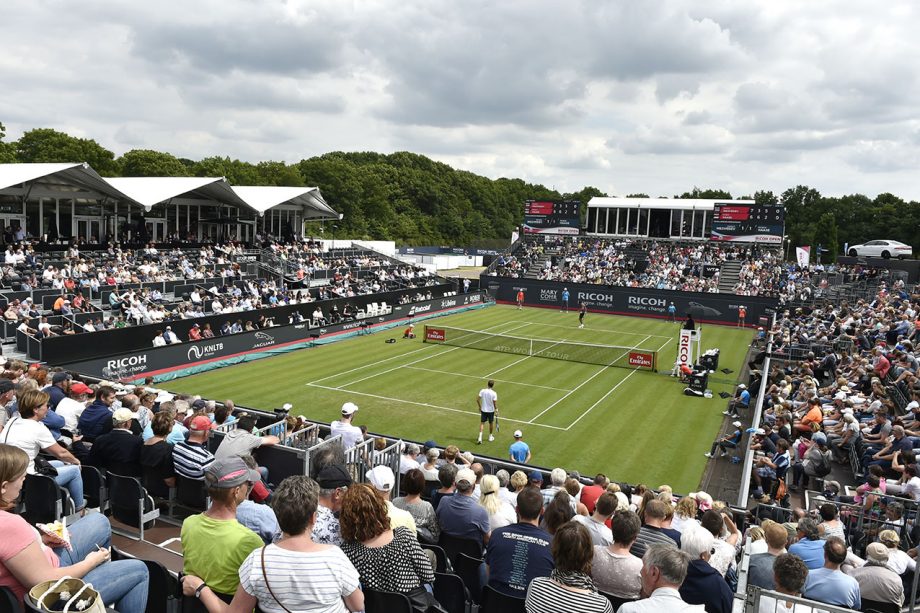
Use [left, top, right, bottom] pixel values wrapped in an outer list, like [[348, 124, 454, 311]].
[[15, 128, 117, 175], [0, 121, 15, 163], [813, 212, 839, 263], [676, 187, 732, 199], [625, 193, 649, 198], [117, 149, 189, 177]]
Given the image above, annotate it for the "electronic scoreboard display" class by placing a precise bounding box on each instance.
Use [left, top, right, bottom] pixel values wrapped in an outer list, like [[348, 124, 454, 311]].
[[523, 200, 580, 235], [711, 202, 784, 244]]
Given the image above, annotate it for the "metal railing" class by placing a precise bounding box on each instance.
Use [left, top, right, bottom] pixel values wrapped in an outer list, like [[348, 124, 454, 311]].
[[282, 424, 320, 450]]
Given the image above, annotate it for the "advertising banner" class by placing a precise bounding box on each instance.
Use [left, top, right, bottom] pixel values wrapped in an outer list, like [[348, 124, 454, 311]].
[[677, 329, 695, 367], [483, 277, 778, 327], [795, 246, 810, 268]]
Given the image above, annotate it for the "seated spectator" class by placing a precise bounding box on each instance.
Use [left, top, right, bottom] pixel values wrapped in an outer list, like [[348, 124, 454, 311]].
[[437, 467, 490, 548], [758, 553, 809, 613], [173, 415, 216, 480], [87, 407, 143, 477], [313, 463, 352, 546], [678, 525, 732, 613], [54, 381, 92, 433], [486, 487, 553, 597], [525, 521, 613, 613], [399, 443, 421, 474], [670, 497, 698, 534], [630, 499, 681, 559], [214, 413, 279, 480], [579, 473, 608, 514], [235, 456, 281, 545], [420, 447, 440, 481], [541, 490, 576, 535], [182, 474, 364, 612], [802, 537, 861, 609], [817, 503, 845, 540], [704, 421, 743, 459], [573, 491, 616, 546], [788, 518, 825, 570], [431, 463, 457, 510], [479, 474, 517, 533], [747, 521, 788, 590], [1, 389, 84, 512], [846, 542, 903, 607], [619, 543, 700, 613], [392, 468, 440, 544], [77, 385, 117, 441], [140, 411, 176, 498], [592, 509, 643, 599], [699, 509, 739, 578], [366, 465, 417, 535], [340, 483, 438, 606], [0, 443, 149, 609], [181, 457, 265, 598]]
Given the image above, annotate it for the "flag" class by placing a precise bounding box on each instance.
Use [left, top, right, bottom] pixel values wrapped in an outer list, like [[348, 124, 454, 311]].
[[795, 246, 810, 268]]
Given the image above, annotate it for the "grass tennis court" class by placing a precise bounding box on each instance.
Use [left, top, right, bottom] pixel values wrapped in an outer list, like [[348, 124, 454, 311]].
[[169, 304, 755, 492]]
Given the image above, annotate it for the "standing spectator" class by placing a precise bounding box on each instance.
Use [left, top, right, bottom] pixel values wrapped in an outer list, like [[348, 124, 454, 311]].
[[572, 492, 616, 546], [330, 402, 364, 449], [87, 408, 143, 477], [846, 542, 903, 607], [510, 429, 532, 463], [181, 475, 364, 612], [479, 474, 517, 532], [486, 487, 554, 597], [524, 522, 612, 613], [339, 483, 437, 606], [746, 521, 788, 590], [802, 537, 861, 609], [437, 467, 491, 548], [0, 389, 84, 511], [313, 463, 352, 546], [180, 457, 264, 598], [592, 509, 643, 599], [366, 465, 417, 535], [618, 544, 700, 613], [392, 468, 440, 544], [214, 413, 279, 481], [678, 526, 733, 613], [174, 415, 216, 480]]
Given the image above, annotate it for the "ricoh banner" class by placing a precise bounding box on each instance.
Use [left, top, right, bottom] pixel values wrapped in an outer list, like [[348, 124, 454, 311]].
[[484, 277, 777, 327], [61, 292, 488, 381]]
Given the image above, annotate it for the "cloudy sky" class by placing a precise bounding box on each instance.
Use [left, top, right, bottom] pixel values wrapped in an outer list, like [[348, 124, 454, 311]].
[[3, 1, 920, 199]]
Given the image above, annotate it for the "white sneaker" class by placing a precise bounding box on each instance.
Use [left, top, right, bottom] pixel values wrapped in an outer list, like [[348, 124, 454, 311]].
[[488, 435, 495, 442], [704, 452, 713, 458], [578, 324, 584, 328]]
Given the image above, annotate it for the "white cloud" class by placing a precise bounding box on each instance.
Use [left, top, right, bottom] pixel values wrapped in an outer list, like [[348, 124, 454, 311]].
[[3, 0, 920, 200]]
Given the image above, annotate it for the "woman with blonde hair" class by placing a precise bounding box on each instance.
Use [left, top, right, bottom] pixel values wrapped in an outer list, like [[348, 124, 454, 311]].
[[670, 496, 699, 534], [479, 474, 516, 531], [0, 443, 149, 609], [510, 470, 528, 493]]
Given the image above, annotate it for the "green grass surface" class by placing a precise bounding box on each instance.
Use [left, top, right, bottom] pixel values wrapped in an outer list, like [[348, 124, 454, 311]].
[[169, 304, 755, 492]]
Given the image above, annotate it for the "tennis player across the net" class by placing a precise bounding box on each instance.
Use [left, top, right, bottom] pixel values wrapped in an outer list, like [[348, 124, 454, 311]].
[[423, 324, 657, 371]]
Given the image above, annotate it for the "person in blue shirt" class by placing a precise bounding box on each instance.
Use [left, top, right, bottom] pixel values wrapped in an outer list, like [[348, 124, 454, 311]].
[[802, 537, 861, 609], [722, 383, 751, 418], [668, 302, 677, 322], [77, 385, 117, 441], [509, 430, 532, 463], [561, 288, 570, 312], [704, 421, 743, 459], [788, 518, 826, 570]]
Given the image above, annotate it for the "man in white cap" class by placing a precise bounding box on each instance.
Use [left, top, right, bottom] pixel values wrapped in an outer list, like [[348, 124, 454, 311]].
[[509, 430, 531, 463], [86, 407, 143, 477], [366, 464, 416, 534], [164, 325, 181, 345], [722, 384, 750, 419], [330, 402, 364, 450], [704, 421, 744, 459]]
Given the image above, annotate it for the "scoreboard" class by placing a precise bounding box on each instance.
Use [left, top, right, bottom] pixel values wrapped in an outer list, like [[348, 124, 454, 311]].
[[711, 202, 784, 244], [523, 200, 580, 235]]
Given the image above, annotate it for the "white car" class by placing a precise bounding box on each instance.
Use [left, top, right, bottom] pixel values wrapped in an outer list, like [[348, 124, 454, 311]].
[[847, 240, 913, 259]]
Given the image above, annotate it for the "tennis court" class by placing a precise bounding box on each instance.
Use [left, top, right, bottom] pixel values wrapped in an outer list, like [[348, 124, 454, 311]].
[[170, 304, 755, 491]]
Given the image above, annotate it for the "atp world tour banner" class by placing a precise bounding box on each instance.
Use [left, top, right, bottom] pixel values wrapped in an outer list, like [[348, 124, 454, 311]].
[[482, 276, 778, 327]]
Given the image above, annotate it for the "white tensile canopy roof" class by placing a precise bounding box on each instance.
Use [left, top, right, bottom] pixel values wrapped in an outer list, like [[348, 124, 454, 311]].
[[105, 176, 253, 212], [230, 186, 340, 220], [0, 162, 136, 201]]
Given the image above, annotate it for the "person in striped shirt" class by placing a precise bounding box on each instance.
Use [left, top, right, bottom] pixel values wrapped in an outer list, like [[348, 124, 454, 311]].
[[173, 415, 216, 480]]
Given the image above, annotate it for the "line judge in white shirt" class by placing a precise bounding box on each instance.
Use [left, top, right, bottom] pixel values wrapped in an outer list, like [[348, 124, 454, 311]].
[[476, 379, 498, 445], [618, 543, 705, 613]]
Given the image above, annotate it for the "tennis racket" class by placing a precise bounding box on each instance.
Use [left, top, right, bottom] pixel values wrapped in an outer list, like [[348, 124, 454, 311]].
[[495, 412, 500, 432]]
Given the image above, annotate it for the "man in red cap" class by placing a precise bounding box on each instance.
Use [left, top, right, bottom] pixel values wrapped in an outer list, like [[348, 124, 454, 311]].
[[174, 415, 216, 480]]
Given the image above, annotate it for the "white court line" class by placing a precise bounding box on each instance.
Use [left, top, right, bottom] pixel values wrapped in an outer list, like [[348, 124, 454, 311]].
[[527, 334, 652, 424], [404, 365, 573, 392], [307, 382, 567, 431], [510, 319, 671, 340], [307, 319, 525, 387], [565, 368, 641, 431], [484, 335, 569, 378]]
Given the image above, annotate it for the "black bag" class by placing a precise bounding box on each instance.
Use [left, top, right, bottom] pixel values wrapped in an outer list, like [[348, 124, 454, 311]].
[[812, 454, 832, 478], [405, 587, 448, 613], [34, 456, 59, 477]]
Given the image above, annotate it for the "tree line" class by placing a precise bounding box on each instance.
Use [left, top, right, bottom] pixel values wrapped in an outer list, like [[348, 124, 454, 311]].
[[1, 125, 918, 256]]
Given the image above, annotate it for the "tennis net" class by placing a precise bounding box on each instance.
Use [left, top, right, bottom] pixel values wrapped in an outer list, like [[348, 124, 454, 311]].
[[423, 324, 657, 371]]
